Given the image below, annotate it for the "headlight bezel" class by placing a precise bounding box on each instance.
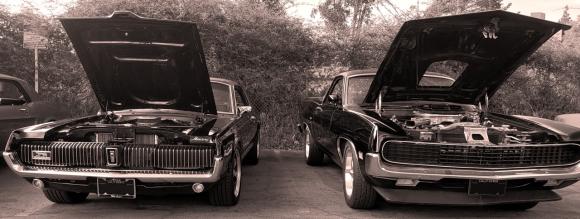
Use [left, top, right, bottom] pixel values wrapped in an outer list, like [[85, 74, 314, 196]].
[[4, 131, 20, 152]]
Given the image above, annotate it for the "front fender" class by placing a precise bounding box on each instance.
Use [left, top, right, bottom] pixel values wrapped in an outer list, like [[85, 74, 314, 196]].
[[514, 115, 580, 141]]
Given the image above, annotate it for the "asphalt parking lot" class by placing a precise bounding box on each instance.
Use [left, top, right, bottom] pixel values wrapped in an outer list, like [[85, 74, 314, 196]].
[[2, 149, 580, 218]]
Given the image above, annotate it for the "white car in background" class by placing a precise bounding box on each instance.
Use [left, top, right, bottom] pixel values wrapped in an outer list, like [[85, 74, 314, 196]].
[[555, 114, 580, 128]]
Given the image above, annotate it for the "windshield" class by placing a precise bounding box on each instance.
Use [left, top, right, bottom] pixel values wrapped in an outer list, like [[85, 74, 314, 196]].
[[418, 73, 456, 87], [347, 76, 374, 105], [211, 82, 233, 113]]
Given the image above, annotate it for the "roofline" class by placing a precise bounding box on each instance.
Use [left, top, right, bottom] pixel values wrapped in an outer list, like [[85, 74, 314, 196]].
[[210, 77, 238, 86], [0, 74, 27, 82]]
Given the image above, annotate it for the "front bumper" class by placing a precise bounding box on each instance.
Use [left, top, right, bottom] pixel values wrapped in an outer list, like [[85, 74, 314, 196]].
[[374, 187, 561, 206], [364, 153, 580, 205], [3, 152, 225, 183], [365, 153, 580, 181]]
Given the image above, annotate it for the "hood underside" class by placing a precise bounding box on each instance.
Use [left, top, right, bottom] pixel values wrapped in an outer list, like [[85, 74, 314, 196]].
[[60, 11, 216, 114], [364, 10, 570, 105]]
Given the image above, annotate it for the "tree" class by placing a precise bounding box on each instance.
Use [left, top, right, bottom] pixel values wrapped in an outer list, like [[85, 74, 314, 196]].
[[316, 0, 376, 35], [62, 0, 317, 149], [423, 0, 510, 17], [559, 5, 572, 24]]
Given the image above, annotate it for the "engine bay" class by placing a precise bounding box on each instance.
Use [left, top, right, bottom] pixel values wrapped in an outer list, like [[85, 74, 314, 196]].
[[40, 111, 218, 145], [383, 103, 558, 145]]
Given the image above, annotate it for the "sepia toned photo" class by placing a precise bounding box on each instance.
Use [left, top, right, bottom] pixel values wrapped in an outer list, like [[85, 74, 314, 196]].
[[0, 0, 579, 218]]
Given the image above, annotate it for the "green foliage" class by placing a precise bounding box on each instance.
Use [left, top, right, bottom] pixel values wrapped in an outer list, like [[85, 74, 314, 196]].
[[0, 0, 578, 150], [423, 0, 509, 17], [491, 36, 580, 118], [65, 0, 316, 149]]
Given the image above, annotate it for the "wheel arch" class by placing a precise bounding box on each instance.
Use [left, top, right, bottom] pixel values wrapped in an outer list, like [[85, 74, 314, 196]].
[[337, 135, 375, 183]]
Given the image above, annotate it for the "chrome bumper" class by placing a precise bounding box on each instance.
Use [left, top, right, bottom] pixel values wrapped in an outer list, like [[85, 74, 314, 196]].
[[365, 153, 580, 181], [3, 152, 224, 183]]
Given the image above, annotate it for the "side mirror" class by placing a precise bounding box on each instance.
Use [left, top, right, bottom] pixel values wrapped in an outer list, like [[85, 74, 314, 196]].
[[328, 94, 341, 105], [238, 106, 252, 115]]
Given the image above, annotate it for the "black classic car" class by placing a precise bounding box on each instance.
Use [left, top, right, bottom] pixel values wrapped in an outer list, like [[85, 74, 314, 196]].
[[299, 11, 580, 210], [3, 11, 260, 206], [0, 74, 60, 147]]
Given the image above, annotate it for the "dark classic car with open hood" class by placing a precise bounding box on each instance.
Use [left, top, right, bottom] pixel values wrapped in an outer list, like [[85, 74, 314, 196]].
[[299, 10, 580, 210], [3, 11, 261, 206]]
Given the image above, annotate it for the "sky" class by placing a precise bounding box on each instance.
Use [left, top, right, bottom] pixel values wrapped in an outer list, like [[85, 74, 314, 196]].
[[288, 0, 580, 23], [1, 0, 579, 22]]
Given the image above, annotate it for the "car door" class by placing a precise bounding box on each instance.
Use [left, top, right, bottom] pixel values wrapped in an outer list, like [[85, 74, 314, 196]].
[[0, 79, 34, 143], [311, 77, 343, 155], [234, 86, 257, 154]]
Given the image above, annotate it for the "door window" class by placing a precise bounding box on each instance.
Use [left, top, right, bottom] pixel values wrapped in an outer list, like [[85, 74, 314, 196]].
[[234, 88, 248, 106], [0, 80, 26, 105], [211, 82, 233, 113], [325, 78, 343, 104]]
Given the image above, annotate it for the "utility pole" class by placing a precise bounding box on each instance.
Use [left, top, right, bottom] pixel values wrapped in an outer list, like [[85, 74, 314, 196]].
[[34, 49, 38, 92], [22, 8, 48, 93]]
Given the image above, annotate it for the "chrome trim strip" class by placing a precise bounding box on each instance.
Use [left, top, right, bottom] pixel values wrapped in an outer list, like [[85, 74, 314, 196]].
[[365, 153, 580, 181], [381, 140, 580, 170], [89, 41, 184, 47], [3, 152, 224, 183]]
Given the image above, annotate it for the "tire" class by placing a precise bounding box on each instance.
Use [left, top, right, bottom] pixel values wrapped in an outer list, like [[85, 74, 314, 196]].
[[304, 125, 324, 166], [209, 148, 242, 206], [494, 202, 538, 211], [42, 188, 88, 204], [244, 132, 260, 165], [343, 142, 377, 209]]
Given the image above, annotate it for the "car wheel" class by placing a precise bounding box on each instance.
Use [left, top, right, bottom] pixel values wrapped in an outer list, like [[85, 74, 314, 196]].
[[343, 142, 377, 209], [209, 148, 242, 206], [42, 188, 88, 204], [494, 202, 538, 211], [304, 125, 324, 166], [244, 132, 260, 165]]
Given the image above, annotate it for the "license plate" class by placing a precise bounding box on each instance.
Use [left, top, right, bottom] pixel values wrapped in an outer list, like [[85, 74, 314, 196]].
[[468, 179, 507, 196], [97, 178, 136, 199]]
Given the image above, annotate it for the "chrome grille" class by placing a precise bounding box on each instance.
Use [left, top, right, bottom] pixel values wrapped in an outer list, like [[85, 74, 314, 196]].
[[18, 142, 215, 170], [20, 142, 105, 167], [123, 144, 215, 169], [381, 140, 580, 169], [26, 166, 212, 174]]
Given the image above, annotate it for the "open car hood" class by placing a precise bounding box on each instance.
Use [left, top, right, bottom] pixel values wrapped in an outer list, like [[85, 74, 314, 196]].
[[364, 10, 570, 105], [60, 11, 216, 114]]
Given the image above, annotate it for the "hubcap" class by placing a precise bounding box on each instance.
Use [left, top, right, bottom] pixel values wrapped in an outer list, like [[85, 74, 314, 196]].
[[305, 127, 311, 159], [233, 150, 241, 197], [344, 146, 354, 198]]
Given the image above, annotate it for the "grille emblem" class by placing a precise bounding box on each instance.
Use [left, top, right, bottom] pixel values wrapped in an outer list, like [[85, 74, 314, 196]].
[[32, 151, 51, 160], [106, 148, 120, 167]]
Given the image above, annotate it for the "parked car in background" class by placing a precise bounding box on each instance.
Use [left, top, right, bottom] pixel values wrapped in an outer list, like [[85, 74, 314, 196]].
[[3, 11, 260, 206], [555, 114, 580, 129], [299, 11, 580, 211], [0, 74, 59, 147]]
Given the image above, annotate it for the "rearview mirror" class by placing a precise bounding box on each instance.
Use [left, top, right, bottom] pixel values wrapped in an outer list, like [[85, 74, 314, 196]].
[[238, 106, 252, 115]]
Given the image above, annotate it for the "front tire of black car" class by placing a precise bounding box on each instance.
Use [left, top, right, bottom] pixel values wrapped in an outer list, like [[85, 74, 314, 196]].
[[343, 141, 377, 209], [494, 202, 538, 211], [304, 125, 324, 166], [244, 132, 260, 165], [42, 188, 88, 204], [209, 148, 242, 206]]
